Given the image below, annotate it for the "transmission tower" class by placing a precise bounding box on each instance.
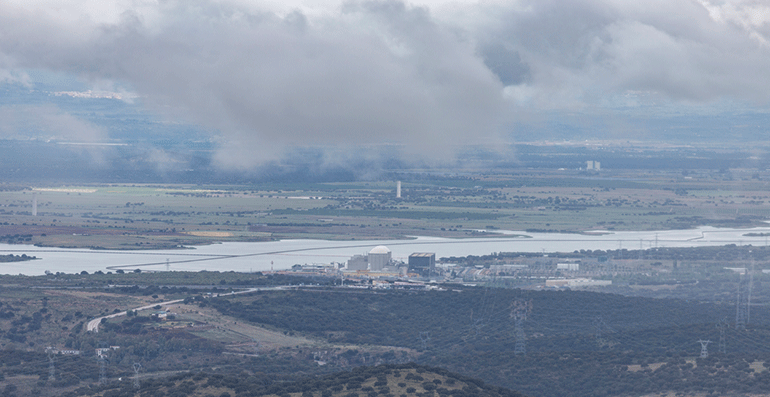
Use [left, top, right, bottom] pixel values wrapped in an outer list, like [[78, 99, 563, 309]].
[[511, 299, 532, 355], [469, 299, 493, 339], [46, 347, 56, 382], [594, 316, 609, 349], [98, 353, 107, 385], [133, 362, 142, 389], [252, 338, 261, 356], [736, 274, 747, 330], [96, 342, 108, 385], [748, 258, 754, 324], [469, 309, 482, 338], [716, 318, 728, 354], [418, 331, 431, 350], [697, 340, 711, 359]]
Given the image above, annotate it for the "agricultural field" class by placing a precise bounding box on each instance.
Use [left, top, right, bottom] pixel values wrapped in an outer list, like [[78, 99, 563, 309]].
[[0, 167, 769, 250]]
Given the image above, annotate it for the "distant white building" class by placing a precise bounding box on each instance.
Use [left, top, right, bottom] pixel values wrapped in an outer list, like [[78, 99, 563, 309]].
[[586, 161, 601, 170], [546, 278, 611, 288], [557, 263, 580, 271], [489, 264, 528, 273]]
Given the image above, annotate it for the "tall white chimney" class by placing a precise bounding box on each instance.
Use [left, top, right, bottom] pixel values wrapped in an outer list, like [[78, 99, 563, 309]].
[[396, 181, 401, 198]]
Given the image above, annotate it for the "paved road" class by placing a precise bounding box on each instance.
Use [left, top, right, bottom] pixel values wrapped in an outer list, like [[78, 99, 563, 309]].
[[86, 286, 288, 333]]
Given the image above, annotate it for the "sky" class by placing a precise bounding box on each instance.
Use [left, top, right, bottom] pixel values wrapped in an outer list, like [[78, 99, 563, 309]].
[[0, 0, 769, 170]]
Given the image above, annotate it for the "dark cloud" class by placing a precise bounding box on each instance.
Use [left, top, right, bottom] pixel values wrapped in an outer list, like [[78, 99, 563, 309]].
[[478, 0, 770, 105], [1, 0, 769, 172], [0, 0, 507, 169], [478, 42, 529, 86]]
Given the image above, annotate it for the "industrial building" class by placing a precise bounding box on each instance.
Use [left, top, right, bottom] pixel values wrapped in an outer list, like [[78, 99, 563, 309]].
[[368, 246, 392, 271], [409, 252, 435, 275], [347, 255, 368, 271], [546, 278, 611, 288], [557, 263, 580, 271]]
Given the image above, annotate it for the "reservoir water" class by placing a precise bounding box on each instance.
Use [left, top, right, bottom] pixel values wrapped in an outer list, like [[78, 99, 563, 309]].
[[1, 225, 769, 275]]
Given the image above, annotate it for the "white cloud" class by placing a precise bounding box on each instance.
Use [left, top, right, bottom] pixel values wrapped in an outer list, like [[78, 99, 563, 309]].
[[0, 0, 509, 167], [0, 0, 769, 169], [0, 105, 106, 142]]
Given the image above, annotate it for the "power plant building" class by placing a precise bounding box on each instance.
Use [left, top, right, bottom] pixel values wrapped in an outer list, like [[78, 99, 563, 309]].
[[347, 255, 368, 271], [409, 252, 435, 275], [368, 246, 392, 271], [557, 263, 580, 271]]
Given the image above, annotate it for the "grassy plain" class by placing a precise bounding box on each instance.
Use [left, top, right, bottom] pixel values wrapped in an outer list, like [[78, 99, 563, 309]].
[[0, 168, 768, 250]]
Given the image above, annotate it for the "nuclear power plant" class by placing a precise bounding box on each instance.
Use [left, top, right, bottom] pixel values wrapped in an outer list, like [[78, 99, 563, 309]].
[[343, 246, 438, 279], [368, 246, 392, 271], [345, 246, 396, 272]]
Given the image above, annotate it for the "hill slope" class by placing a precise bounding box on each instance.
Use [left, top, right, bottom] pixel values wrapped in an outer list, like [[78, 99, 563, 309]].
[[83, 363, 526, 397]]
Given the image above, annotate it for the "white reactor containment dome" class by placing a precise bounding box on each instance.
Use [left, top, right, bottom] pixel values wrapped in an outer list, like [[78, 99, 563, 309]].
[[369, 246, 391, 254], [368, 246, 392, 271]]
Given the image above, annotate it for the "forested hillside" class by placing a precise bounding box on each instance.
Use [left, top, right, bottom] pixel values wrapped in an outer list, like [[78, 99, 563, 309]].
[[78, 363, 526, 397], [205, 287, 770, 396]]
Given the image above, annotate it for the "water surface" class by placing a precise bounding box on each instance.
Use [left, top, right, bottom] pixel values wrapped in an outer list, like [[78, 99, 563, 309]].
[[1, 226, 767, 275]]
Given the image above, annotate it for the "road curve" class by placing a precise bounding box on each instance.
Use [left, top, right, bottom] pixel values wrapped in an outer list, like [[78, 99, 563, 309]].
[[86, 286, 287, 333]]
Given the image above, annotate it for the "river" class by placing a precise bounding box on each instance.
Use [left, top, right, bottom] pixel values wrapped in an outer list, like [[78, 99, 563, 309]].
[[0, 225, 768, 275]]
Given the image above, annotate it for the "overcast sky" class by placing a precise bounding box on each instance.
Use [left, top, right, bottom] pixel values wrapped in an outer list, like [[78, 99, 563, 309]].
[[1, 0, 769, 169]]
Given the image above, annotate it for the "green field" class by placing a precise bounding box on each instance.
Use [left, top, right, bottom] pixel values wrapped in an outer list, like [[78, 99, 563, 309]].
[[0, 169, 768, 249]]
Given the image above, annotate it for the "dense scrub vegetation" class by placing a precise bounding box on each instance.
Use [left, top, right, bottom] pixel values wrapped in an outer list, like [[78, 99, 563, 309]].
[[203, 287, 770, 396], [72, 363, 525, 397], [206, 288, 743, 351], [4, 270, 770, 395]]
